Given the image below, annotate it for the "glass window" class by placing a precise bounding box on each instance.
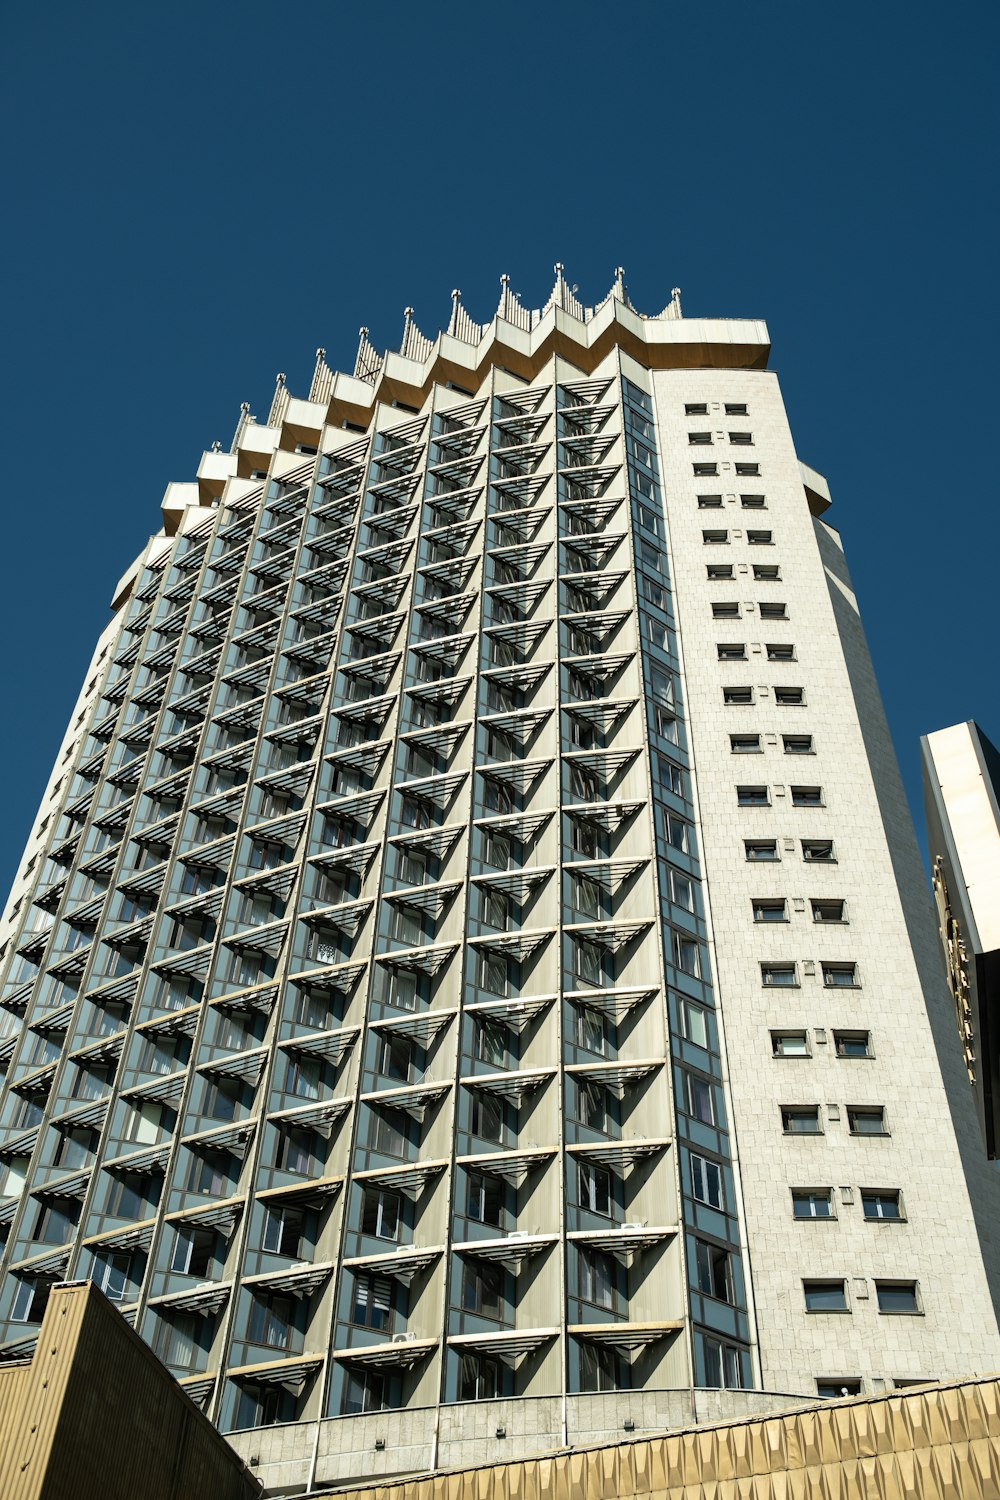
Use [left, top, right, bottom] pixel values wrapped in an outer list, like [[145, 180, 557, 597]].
[[578, 1162, 612, 1216], [361, 1187, 401, 1241], [690, 1154, 724, 1209], [792, 1189, 833, 1219], [804, 1280, 848, 1312]]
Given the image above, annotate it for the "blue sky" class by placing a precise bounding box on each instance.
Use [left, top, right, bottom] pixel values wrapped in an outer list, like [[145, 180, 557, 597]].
[[2, 0, 997, 890]]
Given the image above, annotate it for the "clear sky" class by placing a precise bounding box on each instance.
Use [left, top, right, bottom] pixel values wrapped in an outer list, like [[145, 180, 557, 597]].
[[2, 0, 997, 893]]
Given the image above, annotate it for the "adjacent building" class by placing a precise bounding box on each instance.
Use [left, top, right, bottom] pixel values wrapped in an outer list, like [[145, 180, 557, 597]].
[[922, 720, 1000, 1157], [0, 267, 997, 1490]]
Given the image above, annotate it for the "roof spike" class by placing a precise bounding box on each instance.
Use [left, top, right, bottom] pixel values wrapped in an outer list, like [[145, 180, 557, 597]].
[[266, 372, 290, 428], [658, 286, 683, 321], [354, 326, 382, 384], [229, 401, 253, 454], [309, 347, 333, 405], [400, 307, 434, 363], [544, 262, 584, 321]]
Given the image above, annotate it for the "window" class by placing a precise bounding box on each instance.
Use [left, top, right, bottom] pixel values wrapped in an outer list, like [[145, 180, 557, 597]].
[[766, 642, 795, 661], [470, 1090, 504, 1144], [802, 840, 835, 863], [702, 530, 728, 545], [759, 601, 788, 620], [672, 932, 702, 977], [580, 1342, 621, 1393], [772, 1031, 809, 1057], [688, 431, 713, 445], [717, 643, 747, 661], [685, 1072, 716, 1125], [862, 1189, 903, 1221], [573, 1004, 607, 1055], [695, 1241, 734, 1303], [478, 950, 509, 997], [723, 686, 754, 706], [740, 493, 765, 507], [707, 563, 735, 581], [377, 1033, 412, 1082], [735, 462, 760, 476], [247, 1293, 294, 1349], [725, 403, 748, 416], [461, 1260, 504, 1319], [701, 1336, 748, 1390], [262, 1204, 307, 1258], [792, 1189, 834, 1219], [484, 832, 511, 871], [745, 840, 778, 861], [697, 494, 724, 509], [711, 601, 740, 618], [762, 963, 797, 987], [774, 686, 804, 706], [736, 785, 769, 806], [782, 1106, 821, 1134], [746, 530, 771, 547], [876, 1281, 920, 1314], [361, 1187, 401, 1240], [343, 1368, 386, 1416], [823, 962, 859, 989], [151, 1311, 199, 1370], [390, 905, 422, 945], [370, 1106, 407, 1158], [475, 1017, 507, 1067], [847, 1106, 888, 1136], [11, 1277, 51, 1324], [729, 432, 753, 446], [817, 1379, 862, 1398], [731, 734, 761, 754], [812, 899, 846, 923], [579, 1161, 612, 1216], [690, 1154, 724, 1209], [172, 1225, 217, 1277], [91, 1252, 131, 1302], [275, 1126, 316, 1176], [753, 898, 786, 922], [804, 1280, 848, 1312], [383, 968, 417, 1011], [579, 1246, 616, 1310], [693, 462, 719, 477], [467, 1170, 504, 1228], [352, 1274, 394, 1332], [791, 785, 823, 807], [783, 733, 813, 754], [685, 403, 708, 415], [839, 1032, 875, 1068], [460, 1353, 501, 1401]]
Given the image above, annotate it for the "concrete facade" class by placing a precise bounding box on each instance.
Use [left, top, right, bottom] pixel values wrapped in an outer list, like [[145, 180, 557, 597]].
[[0, 267, 997, 1489]]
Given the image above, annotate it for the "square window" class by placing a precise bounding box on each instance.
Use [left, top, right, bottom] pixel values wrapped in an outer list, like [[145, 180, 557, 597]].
[[723, 686, 754, 705], [782, 1106, 821, 1134], [702, 530, 728, 545], [804, 1280, 849, 1312], [759, 602, 788, 620], [791, 785, 823, 806], [754, 565, 781, 582], [747, 529, 772, 545], [861, 1189, 903, 1221], [689, 432, 713, 446], [762, 963, 797, 987], [774, 686, 805, 706], [731, 734, 761, 754], [766, 642, 795, 661], [783, 734, 813, 754], [735, 462, 760, 476], [835, 1031, 872, 1058], [695, 1240, 735, 1303], [822, 963, 859, 989], [740, 492, 765, 508], [690, 1153, 724, 1209], [697, 494, 724, 509], [725, 403, 748, 416], [772, 1031, 809, 1057], [876, 1281, 920, 1314], [753, 898, 786, 922], [792, 1189, 834, 1219], [745, 840, 778, 861], [812, 899, 846, 923], [707, 564, 735, 580], [848, 1106, 888, 1136], [736, 785, 769, 806], [718, 644, 747, 661], [817, 1379, 862, 1398], [729, 432, 753, 446], [802, 840, 835, 863], [712, 601, 741, 618]]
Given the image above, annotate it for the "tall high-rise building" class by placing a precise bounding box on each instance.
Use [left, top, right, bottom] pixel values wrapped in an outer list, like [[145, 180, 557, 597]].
[[922, 721, 1000, 1158], [1, 267, 998, 1490]]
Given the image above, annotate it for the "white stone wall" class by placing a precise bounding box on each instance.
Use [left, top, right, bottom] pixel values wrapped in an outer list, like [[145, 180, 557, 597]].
[[650, 366, 1000, 1394]]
